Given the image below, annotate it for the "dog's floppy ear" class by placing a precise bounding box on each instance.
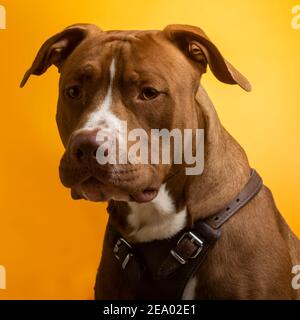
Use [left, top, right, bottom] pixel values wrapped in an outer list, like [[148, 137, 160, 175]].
[[163, 24, 251, 91], [20, 23, 101, 87]]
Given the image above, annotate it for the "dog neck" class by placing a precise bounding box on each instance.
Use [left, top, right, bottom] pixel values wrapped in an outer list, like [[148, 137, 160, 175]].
[[185, 85, 251, 221], [108, 85, 251, 243]]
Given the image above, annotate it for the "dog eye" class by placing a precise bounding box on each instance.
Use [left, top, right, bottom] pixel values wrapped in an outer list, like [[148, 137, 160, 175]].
[[66, 86, 82, 99], [140, 87, 159, 100]]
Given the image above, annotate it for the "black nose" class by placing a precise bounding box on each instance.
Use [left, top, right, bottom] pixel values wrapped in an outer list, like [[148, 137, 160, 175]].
[[69, 129, 108, 164]]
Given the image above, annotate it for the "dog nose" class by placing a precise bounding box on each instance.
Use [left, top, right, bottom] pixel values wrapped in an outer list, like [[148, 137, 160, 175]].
[[69, 129, 108, 164]]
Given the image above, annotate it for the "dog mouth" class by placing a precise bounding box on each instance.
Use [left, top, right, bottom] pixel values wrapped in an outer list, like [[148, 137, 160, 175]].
[[60, 151, 161, 203], [70, 175, 159, 203]]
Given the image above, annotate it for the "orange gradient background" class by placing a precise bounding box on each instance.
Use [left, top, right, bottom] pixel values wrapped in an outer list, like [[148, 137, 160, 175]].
[[0, 0, 300, 299]]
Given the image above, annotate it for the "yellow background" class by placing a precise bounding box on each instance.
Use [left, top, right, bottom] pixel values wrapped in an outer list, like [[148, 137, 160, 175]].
[[0, 0, 299, 299]]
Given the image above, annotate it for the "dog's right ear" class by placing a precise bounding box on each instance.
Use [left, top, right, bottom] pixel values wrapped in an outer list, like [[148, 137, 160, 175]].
[[20, 24, 101, 88]]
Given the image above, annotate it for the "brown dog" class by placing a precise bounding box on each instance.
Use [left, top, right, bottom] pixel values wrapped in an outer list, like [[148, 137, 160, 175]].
[[21, 24, 300, 299]]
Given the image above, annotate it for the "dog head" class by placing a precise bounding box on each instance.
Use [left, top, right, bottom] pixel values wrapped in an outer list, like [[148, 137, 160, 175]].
[[21, 24, 250, 203]]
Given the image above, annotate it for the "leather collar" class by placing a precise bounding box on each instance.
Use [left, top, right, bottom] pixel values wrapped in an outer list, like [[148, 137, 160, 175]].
[[102, 169, 263, 299]]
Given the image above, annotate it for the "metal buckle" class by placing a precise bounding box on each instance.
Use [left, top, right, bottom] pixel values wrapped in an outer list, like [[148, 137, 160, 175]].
[[170, 231, 204, 265], [113, 238, 133, 270]]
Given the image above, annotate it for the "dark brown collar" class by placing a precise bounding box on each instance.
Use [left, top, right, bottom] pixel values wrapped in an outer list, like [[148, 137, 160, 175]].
[[98, 169, 263, 300]]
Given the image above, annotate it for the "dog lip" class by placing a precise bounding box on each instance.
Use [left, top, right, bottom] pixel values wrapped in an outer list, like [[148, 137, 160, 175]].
[[59, 165, 91, 188], [130, 188, 158, 203], [77, 176, 107, 202], [71, 188, 83, 200], [83, 176, 100, 184]]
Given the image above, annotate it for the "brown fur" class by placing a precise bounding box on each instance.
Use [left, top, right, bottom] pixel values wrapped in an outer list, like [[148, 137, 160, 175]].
[[21, 24, 300, 299]]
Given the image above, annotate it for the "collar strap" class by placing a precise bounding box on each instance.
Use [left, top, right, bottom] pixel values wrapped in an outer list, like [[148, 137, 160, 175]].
[[205, 169, 263, 229], [101, 169, 263, 299]]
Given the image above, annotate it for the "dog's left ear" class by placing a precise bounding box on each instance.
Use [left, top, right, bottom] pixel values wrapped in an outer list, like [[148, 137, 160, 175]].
[[20, 23, 101, 87], [163, 24, 251, 91]]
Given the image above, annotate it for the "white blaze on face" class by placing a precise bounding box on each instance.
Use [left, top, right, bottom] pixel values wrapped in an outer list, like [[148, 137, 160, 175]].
[[98, 57, 115, 113], [80, 58, 126, 163], [83, 58, 122, 133]]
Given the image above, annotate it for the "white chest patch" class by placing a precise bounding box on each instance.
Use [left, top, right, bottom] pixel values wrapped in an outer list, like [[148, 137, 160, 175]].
[[127, 184, 187, 242], [127, 184, 197, 299]]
